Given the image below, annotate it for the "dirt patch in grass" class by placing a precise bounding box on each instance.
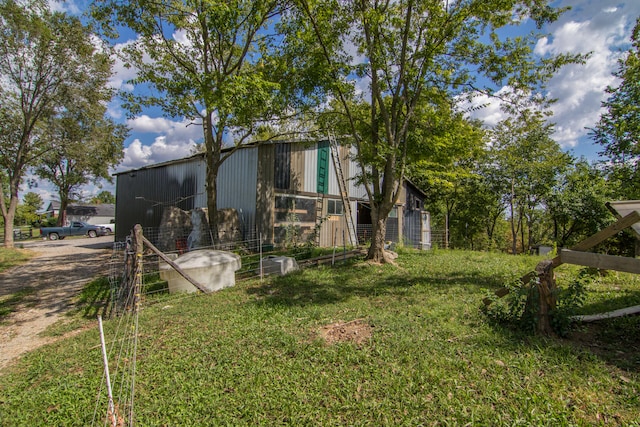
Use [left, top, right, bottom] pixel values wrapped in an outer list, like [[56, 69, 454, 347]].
[[567, 316, 640, 372], [319, 319, 373, 346]]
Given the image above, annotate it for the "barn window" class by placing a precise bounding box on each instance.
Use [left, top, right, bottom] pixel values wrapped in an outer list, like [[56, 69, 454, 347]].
[[415, 199, 421, 210], [327, 199, 344, 215]]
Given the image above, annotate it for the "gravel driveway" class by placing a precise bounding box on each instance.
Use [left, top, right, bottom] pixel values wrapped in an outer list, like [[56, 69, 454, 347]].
[[0, 235, 115, 371]]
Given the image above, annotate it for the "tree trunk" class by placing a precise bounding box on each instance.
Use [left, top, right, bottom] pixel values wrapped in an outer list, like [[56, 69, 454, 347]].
[[204, 112, 220, 245], [530, 260, 557, 336], [367, 214, 389, 263], [510, 179, 517, 255], [2, 196, 19, 248], [57, 197, 69, 226]]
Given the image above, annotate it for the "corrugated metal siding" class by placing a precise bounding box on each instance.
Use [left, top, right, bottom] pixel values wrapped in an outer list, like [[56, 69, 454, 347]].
[[304, 142, 318, 193], [348, 146, 368, 199], [115, 156, 206, 241], [217, 147, 258, 238], [291, 143, 305, 192]]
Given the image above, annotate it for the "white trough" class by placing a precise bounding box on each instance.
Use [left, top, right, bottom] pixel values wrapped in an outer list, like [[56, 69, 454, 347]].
[[160, 249, 241, 293], [259, 255, 299, 276]]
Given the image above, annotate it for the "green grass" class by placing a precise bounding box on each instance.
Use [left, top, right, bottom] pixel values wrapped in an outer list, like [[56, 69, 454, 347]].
[[0, 247, 35, 321], [0, 289, 36, 321], [0, 247, 32, 272], [1, 249, 639, 426]]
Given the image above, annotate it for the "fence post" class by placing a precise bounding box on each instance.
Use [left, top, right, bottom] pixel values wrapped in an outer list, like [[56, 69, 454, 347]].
[[259, 233, 263, 282], [133, 225, 144, 313], [528, 260, 557, 336]]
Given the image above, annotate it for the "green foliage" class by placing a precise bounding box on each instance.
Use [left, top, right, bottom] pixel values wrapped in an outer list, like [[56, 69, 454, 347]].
[[289, 0, 583, 260], [592, 17, 640, 199], [551, 269, 591, 337], [490, 113, 573, 253], [482, 276, 538, 332], [92, 0, 293, 241], [14, 192, 42, 225], [0, 0, 117, 247], [482, 267, 593, 337], [90, 190, 115, 205], [546, 160, 614, 247]]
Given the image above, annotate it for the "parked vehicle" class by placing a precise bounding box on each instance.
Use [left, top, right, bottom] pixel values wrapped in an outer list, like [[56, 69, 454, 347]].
[[40, 221, 108, 240], [96, 223, 115, 234]]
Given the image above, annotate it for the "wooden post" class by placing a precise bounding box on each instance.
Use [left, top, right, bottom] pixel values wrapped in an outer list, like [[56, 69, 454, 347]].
[[532, 260, 556, 336], [133, 224, 144, 313]]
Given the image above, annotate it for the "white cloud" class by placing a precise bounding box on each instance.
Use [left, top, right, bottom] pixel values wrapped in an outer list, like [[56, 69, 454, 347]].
[[120, 138, 198, 170], [49, 0, 82, 15], [535, 1, 637, 149], [108, 40, 140, 92], [462, 0, 640, 157], [117, 114, 207, 170]]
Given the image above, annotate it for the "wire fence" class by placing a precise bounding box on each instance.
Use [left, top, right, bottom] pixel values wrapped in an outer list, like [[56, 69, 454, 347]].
[[98, 223, 444, 425], [107, 227, 360, 316]]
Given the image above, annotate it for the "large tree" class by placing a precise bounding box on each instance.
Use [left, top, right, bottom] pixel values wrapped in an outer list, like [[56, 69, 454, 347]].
[[490, 113, 570, 254], [546, 160, 613, 247], [0, 0, 115, 247], [15, 191, 42, 225], [91, 190, 116, 205], [92, 0, 292, 242], [289, 0, 582, 262], [36, 83, 127, 226], [592, 17, 640, 199]]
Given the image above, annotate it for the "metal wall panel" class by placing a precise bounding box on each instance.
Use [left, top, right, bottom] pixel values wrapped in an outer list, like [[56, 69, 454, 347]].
[[304, 142, 318, 193], [217, 147, 258, 238], [348, 145, 368, 199], [115, 156, 206, 241]]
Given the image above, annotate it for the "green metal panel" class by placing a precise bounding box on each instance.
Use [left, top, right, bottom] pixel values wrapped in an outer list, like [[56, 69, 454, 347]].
[[317, 141, 329, 194]]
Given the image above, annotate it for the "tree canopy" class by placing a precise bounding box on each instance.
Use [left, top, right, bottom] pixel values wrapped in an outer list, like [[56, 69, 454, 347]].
[[0, 0, 121, 247], [92, 0, 294, 242], [592, 17, 640, 199], [286, 0, 583, 261]]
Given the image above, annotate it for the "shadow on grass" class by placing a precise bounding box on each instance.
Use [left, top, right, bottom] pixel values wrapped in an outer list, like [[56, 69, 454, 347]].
[[484, 291, 640, 373], [0, 288, 36, 320], [565, 315, 640, 373], [71, 277, 114, 319], [245, 258, 510, 308], [578, 291, 640, 315]]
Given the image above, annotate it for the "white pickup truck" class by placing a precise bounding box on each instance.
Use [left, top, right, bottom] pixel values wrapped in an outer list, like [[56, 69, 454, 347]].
[[96, 223, 116, 234]]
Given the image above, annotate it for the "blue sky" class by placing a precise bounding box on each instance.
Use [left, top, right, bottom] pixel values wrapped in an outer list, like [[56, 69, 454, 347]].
[[32, 0, 640, 204]]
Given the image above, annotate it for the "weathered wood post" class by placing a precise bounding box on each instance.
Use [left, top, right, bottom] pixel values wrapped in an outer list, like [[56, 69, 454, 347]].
[[531, 260, 557, 336], [132, 224, 144, 313]]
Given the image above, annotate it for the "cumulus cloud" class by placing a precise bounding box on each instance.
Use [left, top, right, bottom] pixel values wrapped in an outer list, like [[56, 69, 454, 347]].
[[108, 40, 140, 92], [49, 0, 81, 15], [119, 137, 198, 170], [463, 0, 639, 156], [537, 0, 637, 149], [118, 115, 203, 170]]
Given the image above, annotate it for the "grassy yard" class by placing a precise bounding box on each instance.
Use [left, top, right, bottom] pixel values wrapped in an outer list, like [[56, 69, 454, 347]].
[[0, 249, 639, 426], [0, 247, 35, 321], [0, 246, 32, 272]]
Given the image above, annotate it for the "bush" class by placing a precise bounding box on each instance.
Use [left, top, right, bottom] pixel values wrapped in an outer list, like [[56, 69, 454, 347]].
[[482, 268, 593, 336]]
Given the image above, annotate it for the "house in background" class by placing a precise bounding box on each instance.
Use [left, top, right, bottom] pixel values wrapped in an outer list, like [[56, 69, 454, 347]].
[[66, 204, 115, 226], [39, 200, 61, 219], [113, 140, 431, 250]]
